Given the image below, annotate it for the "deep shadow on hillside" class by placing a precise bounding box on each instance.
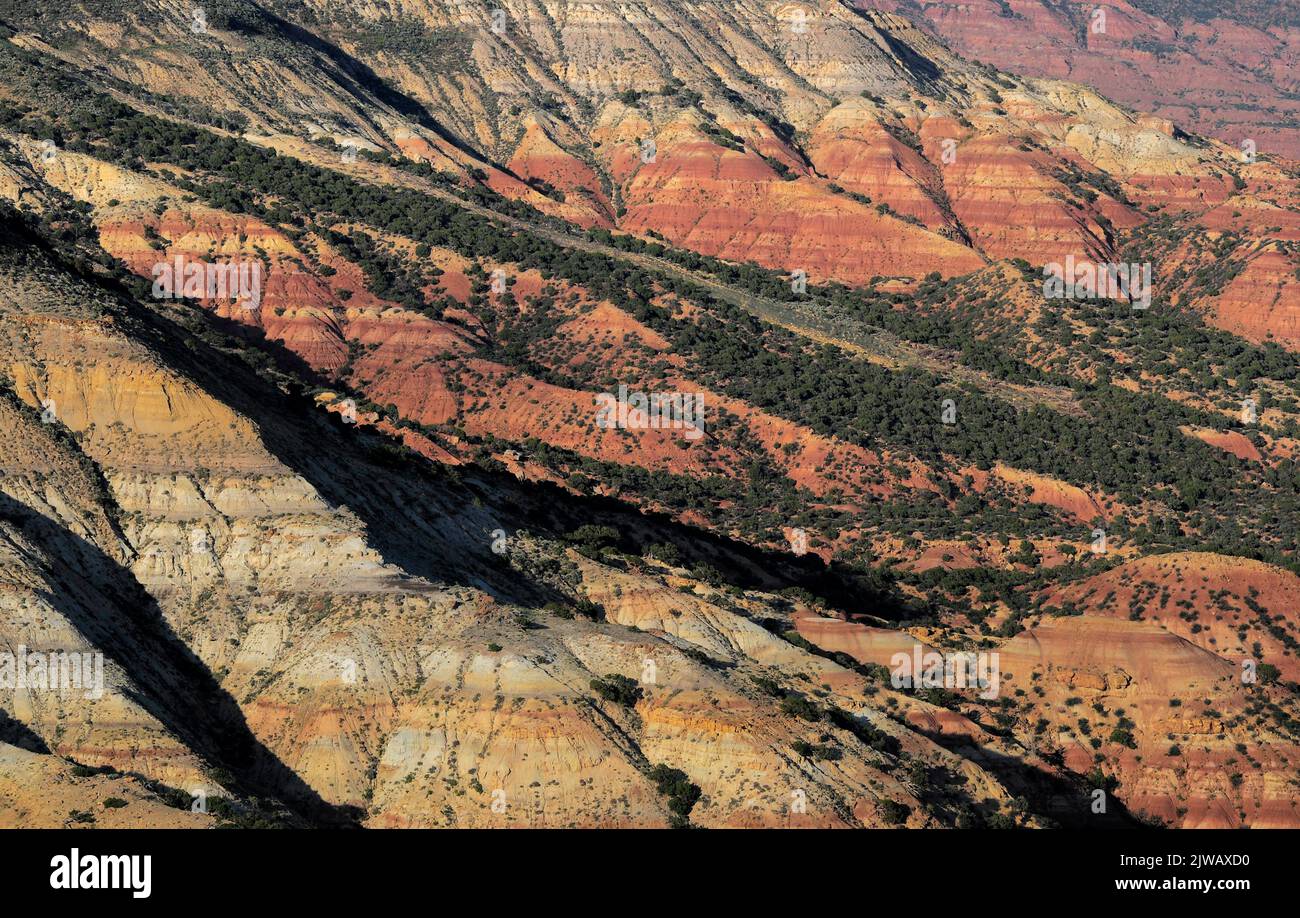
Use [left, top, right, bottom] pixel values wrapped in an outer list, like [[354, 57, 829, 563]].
[[0, 492, 359, 827]]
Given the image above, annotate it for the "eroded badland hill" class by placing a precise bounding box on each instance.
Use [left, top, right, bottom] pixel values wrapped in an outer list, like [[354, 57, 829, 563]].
[[0, 0, 1298, 828]]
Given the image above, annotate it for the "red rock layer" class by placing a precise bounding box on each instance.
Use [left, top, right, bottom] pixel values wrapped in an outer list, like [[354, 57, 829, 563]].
[[859, 0, 1300, 158]]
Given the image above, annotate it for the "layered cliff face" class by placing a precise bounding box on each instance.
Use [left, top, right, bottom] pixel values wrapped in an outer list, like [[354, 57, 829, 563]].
[[858, 0, 1300, 158], [1046, 552, 1300, 681], [794, 609, 1300, 828], [0, 151, 1052, 828], [0, 2, 1299, 830], [10, 0, 1293, 332], [1033, 553, 1300, 828], [0, 743, 214, 828], [995, 616, 1300, 829], [1, 133, 1122, 553]]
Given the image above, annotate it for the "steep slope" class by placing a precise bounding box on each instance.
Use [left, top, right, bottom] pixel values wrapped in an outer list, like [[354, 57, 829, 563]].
[[860, 0, 1300, 157], [0, 743, 215, 828], [1, 1, 1299, 830], [5, 0, 1294, 338], [0, 182, 1054, 828], [1045, 552, 1300, 681]]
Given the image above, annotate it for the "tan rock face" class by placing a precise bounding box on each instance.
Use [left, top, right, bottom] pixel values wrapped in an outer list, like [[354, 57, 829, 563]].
[[794, 615, 931, 668], [0, 352, 215, 793], [2, 0, 1300, 833], [0, 743, 214, 828]]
